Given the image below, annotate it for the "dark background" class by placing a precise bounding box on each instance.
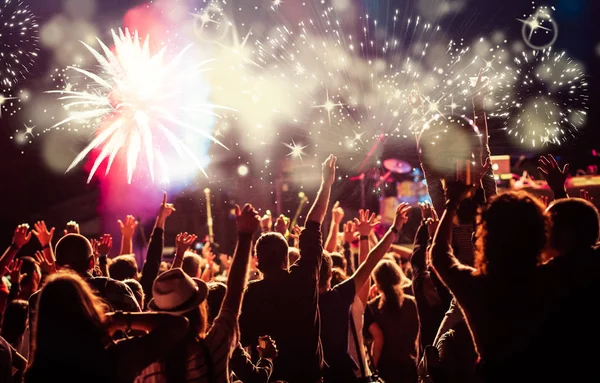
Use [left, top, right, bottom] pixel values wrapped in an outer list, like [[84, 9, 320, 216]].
[[0, 0, 598, 251]]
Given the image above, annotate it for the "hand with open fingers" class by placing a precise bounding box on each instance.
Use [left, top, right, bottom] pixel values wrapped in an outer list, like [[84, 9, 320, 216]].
[[64, 221, 80, 236], [538, 154, 570, 193], [118, 215, 138, 238], [354, 209, 380, 236], [260, 211, 272, 232], [393, 203, 412, 231], [580, 189, 594, 203], [5, 259, 25, 284], [322, 154, 337, 186], [236, 204, 261, 234], [257, 336, 278, 360], [12, 224, 32, 248], [98, 234, 113, 256], [419, 201, 433, 220], [332, 201, 345, 223], [539, 195, 550, 208], [343, 221, 358, 243], [34, 251, 57, 275], [274, 215, 289, 236], [176, 233, 198, 254], [32, 221, 55, 248], [158, 191, 176, 221]]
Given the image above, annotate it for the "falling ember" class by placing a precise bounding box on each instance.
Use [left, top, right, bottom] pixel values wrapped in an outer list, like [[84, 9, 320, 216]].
[[47, 28, 231, 184]]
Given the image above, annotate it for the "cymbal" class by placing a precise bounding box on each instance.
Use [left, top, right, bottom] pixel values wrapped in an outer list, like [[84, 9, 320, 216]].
[[383, 158, 412, 174]]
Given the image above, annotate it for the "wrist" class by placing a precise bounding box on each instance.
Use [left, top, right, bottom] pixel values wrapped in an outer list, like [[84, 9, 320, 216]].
[[41, 243, 50, 250], [9, 243, 21, 251], [390, 226, 399, 235]]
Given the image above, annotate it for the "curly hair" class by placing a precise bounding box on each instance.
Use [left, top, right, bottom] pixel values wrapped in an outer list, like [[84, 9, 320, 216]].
[[474, 191, 549, 277]]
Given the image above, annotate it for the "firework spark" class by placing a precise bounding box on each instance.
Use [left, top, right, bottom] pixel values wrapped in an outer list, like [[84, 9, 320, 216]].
[[47, 28, 230, 184], [0, 0, 38, 89], [491, 48, 588, 147]]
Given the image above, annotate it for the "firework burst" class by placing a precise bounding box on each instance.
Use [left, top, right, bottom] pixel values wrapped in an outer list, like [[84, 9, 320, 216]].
[[490, 48, 588, 147], [47, 28, 230, 184], [0, 0, 38, 89]]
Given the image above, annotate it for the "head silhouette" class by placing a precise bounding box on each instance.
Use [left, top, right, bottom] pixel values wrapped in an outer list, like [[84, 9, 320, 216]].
[[547, 198, 600, 255], [255, 232, 289, 275], [475, 191, 549, 277]]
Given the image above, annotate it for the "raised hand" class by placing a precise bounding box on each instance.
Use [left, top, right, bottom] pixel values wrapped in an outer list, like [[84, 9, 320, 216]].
[[393, 202, 411, 231], [260, 211, 272, 233], [33, 251, 57, 275], [175, 233, 198, 254], [32, 221, 55, 248], [236, 204, 261, 234], [158, 191, 176, 221], [419, 202, 439, 239], [64, 221, 80, 236], [274, 215, 289, 236], [289, 225, 301, 247], [332, 201, 345, 223], [354, 209, 380, 236], [539, 195, 550, 209], [12, 224, 32, 248], [118, 215, 138, 238], [98, 234, 113, 256], [322, 154, 337, 186], [538, 154, 570, 195], [5, 259, 25, 284], [343, 221, 358, 243], [580, 189, 594, 203], [257, 336, 279, 360]]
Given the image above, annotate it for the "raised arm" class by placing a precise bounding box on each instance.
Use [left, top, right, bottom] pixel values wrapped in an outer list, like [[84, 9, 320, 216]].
[[305, 154, 337, 225], [472, 72, 497, 200], [538, 154, 570, 200], [221, 204, 260, 315], [172, 232, 198, 269], [430, 182, 478, 290], [140, 192, 174, 302], [0, 225, 31, 277], [352, 204, 411, 295], [97, 234, 112, 277], [118, 215, 138, 255], [342, 221, 358, 274], [324, 201, 344, 253], [31, 221, 55, 273]]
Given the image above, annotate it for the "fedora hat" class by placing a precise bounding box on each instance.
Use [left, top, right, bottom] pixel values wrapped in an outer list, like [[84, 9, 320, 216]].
[[148, 268, 208, 314]]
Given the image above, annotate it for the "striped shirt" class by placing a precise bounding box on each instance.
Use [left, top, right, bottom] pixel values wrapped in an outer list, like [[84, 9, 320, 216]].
[[135, 309, 239, 383]]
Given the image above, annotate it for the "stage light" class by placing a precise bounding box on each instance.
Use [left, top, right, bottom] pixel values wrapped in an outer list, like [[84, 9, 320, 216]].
[[238, 164, 249, 177]]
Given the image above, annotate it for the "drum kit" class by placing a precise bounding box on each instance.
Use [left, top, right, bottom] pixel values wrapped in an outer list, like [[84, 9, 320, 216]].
[[350, 157, 429, 225]]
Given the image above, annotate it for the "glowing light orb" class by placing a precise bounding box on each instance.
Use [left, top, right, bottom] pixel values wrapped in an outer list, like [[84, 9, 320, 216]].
[[47, 28, 230, 184], [237, 164, 249, 176]]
